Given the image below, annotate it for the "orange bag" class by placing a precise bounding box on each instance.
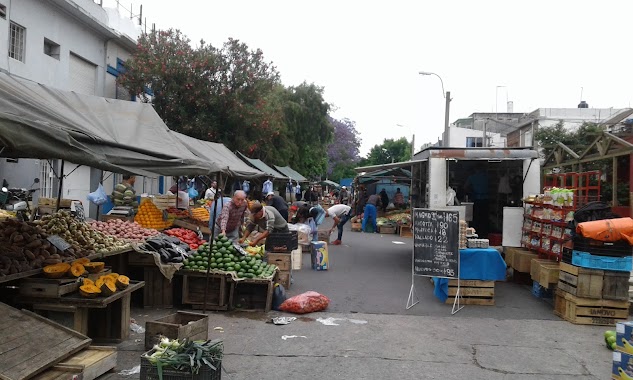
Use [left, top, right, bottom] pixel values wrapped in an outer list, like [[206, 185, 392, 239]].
[[576, 218, 633, 244]]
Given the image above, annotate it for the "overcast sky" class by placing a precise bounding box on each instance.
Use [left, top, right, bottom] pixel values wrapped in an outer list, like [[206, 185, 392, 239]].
[[107, 0, 633, 156]]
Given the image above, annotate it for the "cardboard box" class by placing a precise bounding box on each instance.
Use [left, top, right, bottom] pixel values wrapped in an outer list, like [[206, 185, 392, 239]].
[[267, 253, 291, 271], [311, 241, 329, 271], [617, 321, 633, 354], [612, 350, 633, 379], [291, 246, 302, 271]]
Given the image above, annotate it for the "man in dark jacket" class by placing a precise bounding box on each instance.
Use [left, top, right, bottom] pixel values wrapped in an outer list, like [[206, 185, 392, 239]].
[[379, 189, 389, 213], [265, 192, 289, 221]]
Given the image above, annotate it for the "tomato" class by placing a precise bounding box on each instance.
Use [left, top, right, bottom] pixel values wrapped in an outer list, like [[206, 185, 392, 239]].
[[190, 244, 199, 250]]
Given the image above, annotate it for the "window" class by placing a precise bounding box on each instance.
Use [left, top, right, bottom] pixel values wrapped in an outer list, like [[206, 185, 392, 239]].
[[0, 4, 6, 19], [43, 38, 60, 60], [466, 137, 483, 147], [9, 22, 26, 62]]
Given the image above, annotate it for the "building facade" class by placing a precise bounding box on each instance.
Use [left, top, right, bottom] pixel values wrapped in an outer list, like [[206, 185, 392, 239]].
[[0, 0, 148, 218]]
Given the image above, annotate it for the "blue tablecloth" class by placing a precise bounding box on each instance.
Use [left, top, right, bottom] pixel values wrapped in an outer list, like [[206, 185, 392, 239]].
[[433, 248, 507, 302]]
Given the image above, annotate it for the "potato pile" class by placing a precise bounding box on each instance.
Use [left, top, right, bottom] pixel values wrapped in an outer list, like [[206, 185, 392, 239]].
[[88, 219, 160, 242], [0, 219, 83, 276], [36, 211, 129, 253]]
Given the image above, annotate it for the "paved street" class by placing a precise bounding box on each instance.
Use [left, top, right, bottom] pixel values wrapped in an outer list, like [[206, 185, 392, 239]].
[[109, 222, 614, 379]]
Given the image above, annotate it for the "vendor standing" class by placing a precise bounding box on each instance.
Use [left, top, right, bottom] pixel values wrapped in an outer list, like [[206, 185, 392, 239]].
[[240, 202, 289, 247], [213, 190, 248, 243], [464, 165, 489, 237], [204, 180, 218, 200], [265, 192, 289, 221]]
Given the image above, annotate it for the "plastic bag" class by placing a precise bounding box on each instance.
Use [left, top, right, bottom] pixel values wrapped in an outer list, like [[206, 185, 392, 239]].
[[279, 291, 330, 314], [187, 184, 199, 199], [272, 283, 287, 311], [87, 184, 108, 206]]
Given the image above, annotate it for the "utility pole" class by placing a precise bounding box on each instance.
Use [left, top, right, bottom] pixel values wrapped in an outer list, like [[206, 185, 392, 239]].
[[411, 133, 415, 159], [444, 91, 451, 147]]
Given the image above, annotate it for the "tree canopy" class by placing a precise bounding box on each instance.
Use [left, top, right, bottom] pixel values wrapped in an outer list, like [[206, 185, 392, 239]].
[[534, 121, 603, 159], [327, 117, 361, 181], [361, 137, 413, 166], [118, 29, 335, 179]]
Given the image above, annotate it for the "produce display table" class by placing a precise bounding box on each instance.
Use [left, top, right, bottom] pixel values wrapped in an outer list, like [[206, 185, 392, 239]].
[[433, 248, 507, 303], [23, 281, 144, 343], [173, 219, 211, 235]]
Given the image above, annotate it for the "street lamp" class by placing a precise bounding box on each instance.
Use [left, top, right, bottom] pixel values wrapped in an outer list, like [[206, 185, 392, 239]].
[[397, 124, 415, 159], [419, 71, 451, 147]]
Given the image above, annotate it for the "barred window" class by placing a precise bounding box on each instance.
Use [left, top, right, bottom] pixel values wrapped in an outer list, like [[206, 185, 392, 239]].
[[9, 22, 26, 62]]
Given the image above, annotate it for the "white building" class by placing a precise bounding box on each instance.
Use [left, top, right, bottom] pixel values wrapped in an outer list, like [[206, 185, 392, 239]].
[[0, 0, 158, 218]]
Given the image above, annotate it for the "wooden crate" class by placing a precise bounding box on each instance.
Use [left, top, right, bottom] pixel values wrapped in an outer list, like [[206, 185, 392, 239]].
[[513, 249, 538, 273], [445, 279, 495, 305], [529, 259, 559, 287], [87, 293, 132, 343], [30, 366, 83, 380], [351, 222, 362, 232], [20, 277, 80, 298], [504, 247, 529, 268], [145, 311, 208, 350], [33, 303, 89, 335], [101, 213, 134, 222], [399, 225, 413, 238], [45, 346, 117, 380], [38, 197, 73, 207], [231, 278, 274, 312], [554, 289, 629, 326], [558, 262, 603, 299], [276, 270, 291, 289], [604, 270, 630, 301], [379, 225, 396, 234], [267, 252, 291, 271], [181, 273, 230, 311], [143, 267, 174, 308], [128, 250, 156, 266]]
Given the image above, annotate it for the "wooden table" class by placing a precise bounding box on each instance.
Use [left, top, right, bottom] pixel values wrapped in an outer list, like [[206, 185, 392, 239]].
[[23, 281, 144, 343]]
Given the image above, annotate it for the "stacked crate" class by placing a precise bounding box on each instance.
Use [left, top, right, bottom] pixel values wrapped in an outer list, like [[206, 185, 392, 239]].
[[530, 258, 560, 298], [554, 235, 631, 326], [265, 231, 298, 289]]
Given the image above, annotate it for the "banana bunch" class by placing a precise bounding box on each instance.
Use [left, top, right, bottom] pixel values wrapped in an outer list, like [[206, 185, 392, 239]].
[[245, 245, 265, 256]]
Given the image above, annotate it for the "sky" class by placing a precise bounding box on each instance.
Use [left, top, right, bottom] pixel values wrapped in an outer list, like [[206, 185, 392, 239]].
[[105, 0, 633, 156]]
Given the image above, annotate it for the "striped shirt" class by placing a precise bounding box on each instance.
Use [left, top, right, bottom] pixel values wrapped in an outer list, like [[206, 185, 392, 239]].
[[216, 200, 248, 232]]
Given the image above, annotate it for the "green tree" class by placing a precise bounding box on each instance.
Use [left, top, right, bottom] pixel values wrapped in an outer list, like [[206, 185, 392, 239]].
[[535, 121, 603, 159], [364, 137, 412, 165]]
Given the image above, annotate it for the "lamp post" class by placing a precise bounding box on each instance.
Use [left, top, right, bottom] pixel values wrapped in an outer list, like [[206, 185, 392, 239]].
[[419, 71, 451, 147], [397, 124, 415, 159]]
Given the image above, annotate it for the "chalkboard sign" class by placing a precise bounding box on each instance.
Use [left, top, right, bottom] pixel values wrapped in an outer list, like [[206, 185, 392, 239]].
[[47, 234, 71, 252], [412, 208, 459, 278]]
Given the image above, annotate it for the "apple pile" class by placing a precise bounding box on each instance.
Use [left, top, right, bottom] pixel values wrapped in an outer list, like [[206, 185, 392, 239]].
[[88, 219, 160, 242]]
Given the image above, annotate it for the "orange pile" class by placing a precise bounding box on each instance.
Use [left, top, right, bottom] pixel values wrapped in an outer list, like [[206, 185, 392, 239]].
[[134, 199, 172, 230]]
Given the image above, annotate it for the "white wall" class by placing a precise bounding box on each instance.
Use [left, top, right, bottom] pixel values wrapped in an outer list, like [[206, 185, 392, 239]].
[[428, 158, 446, 209], [448, 127, 505, 148], [523, 158, 540, 197]]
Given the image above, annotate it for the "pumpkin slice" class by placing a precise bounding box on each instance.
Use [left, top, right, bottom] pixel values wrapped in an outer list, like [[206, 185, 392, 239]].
[[115, 275, 130, 290], [68, 262, 86, 278], [79, 284, 101, 298], [107, 273, 120, 281], [43, 263, 71, 279], [72, 258, 90, 265], [82, 278, 95, 287], [99, 278, 117, 296], [83, 262, 105, 274]]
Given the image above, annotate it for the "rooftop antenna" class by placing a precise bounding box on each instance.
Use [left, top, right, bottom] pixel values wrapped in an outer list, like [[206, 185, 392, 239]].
[[580, 87, 583, 103]]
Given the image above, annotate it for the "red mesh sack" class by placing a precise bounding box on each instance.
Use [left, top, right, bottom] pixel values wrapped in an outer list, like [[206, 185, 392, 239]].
[[279, 291, 330, 314]]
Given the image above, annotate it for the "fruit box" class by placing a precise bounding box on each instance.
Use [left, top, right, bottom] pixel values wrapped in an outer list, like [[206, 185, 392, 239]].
[[617, 321, 633, 354], [612, 350, 633, 379]]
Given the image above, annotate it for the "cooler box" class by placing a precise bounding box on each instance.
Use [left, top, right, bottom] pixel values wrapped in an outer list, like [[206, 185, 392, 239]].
[[311, 241, 329, 271]]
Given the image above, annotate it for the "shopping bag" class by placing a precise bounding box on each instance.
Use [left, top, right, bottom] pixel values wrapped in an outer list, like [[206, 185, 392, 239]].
[[87, 184, 108, 206]]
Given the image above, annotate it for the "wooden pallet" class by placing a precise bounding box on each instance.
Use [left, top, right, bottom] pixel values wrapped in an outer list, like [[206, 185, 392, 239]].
[[445, 279, 495, 306], [231, 278, 274, 312], [142, 267, 174, 308], [554, 289, 629, 326], [558, 262, 629, 300], [34, 346, 118, 380]]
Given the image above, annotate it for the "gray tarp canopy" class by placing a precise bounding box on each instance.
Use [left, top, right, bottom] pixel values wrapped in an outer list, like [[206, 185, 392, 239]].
[[0, 72, 214, 176], [236, 151, 288, 180], [320, 179, 341, 189], [273, 165, 308, 182], [172, 132, 265, 178]]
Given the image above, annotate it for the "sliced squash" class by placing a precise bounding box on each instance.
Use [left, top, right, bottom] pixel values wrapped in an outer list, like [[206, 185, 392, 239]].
[[83, 262, 105, 274], [43, 263, 71, 279], [73, 258, 90, 265], [82, 278, 95, 287], [79, 284, 101, 298], [107, 273, 120, 281], [99, 278, 117, 296], [115, 275, 130, 290], [68, 262, 86, 277]]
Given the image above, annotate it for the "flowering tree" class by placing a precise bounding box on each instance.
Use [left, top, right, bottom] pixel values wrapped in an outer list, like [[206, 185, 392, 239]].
[[327, 117, 361, 181]]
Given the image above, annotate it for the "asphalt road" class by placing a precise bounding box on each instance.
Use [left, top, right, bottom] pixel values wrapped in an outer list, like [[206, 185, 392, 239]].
[[291, 220, 559, 320]]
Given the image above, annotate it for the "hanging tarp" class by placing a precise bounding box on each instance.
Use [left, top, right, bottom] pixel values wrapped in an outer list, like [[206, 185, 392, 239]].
[[236, 151, 288, 180], [0, 72, 214, 176], [273, 165, 308, 182], [172, 132, 265, 178], [357, 167, 412, 184]]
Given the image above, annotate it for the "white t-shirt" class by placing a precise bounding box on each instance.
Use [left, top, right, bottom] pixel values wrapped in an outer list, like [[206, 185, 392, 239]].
[[327, 204, 351, 218], [205, 187, 217, 200]]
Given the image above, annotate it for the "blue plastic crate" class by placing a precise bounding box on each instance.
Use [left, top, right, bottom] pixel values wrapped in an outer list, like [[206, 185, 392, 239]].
[[571, 250, 633, 272], [532, 281, 553, 298]]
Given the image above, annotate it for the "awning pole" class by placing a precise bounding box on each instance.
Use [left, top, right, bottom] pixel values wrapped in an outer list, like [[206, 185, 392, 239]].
[[56, 160, 65, 211]]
